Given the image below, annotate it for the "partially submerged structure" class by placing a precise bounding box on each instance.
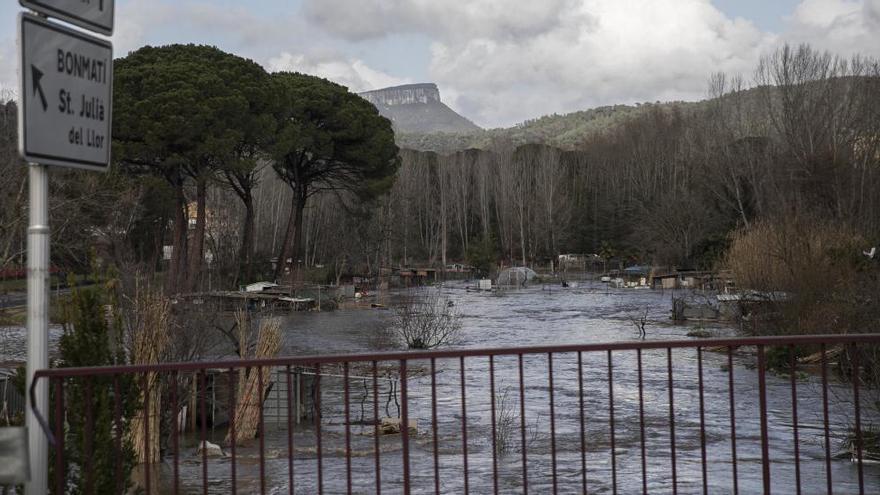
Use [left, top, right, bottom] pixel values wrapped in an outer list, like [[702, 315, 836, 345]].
[[496, 267, 537, 287]]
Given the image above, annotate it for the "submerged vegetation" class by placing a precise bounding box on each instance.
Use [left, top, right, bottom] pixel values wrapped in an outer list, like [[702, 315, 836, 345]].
[[390, 292, 462, 349]]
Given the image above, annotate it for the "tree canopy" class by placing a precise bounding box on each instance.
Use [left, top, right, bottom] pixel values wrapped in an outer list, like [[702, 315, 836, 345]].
[[113, 44, 272, 291], [114, 44, 270, 176], [269, 72, 399, 278]]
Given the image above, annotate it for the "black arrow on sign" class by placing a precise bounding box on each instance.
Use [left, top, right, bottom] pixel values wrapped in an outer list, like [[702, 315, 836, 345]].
[[31, 65, 47, 112]]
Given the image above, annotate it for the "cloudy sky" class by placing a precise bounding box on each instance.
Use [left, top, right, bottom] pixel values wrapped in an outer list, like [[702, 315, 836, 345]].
[[3, 0, 879, 128]]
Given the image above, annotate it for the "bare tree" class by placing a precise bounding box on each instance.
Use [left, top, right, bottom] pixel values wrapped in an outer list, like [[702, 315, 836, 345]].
[[630, 308, 648, 339], [391, 292, 461, 349]]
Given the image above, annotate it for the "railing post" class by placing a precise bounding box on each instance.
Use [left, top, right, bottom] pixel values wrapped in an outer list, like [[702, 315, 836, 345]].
[[757, 345, 771, 494], [400, 359, 410, 495], [25, 163, 49, 495]]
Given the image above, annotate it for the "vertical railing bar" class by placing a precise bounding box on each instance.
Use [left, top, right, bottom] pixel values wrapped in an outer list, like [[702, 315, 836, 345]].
[[401, 359, 411, 495], [258, 366, 267, 495], [315, 363, 324, 495], [431, 357, 439, 495], [789, 344, 801, 495], [489, 355, 499, 495], [200, 370, 208, 495], [637, 349, 647, 495], [285, 366, 294, 495], [460, 355, 470, 495], [698, 347, 708, 495], [851, 345, 865, 495], [54, 377, 64, 495], [578, 351, 588, 495], [373, 361, 381, 495], [229, 367, 237, 495], [608, 350, 617, 495], [667, 348, 677, 495], [757, 345, 771, 494], [84, 379, 94, 494], [821, 344, 832, 495], [170, 372, 179, 495], [728, 346, 739, 495], [145, 372, 153, 495], [114, 375, 124, 495], [345, 362, 353, 495], [548, 352, 558, 495], [519, 353, 529, 495]]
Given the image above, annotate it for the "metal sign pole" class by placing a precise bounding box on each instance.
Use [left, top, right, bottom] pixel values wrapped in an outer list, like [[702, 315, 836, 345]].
[[26, 162, 49, 495]]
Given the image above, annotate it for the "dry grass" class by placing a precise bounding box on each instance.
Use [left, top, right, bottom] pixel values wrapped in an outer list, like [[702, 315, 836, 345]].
[[126, 290, 171, 464], [725, 215, 877, 335]]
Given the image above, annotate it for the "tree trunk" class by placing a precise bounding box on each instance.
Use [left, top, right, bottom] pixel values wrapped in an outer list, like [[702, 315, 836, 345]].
[[186, 175, 208, 293], [167, 181, 188, 295], [289, 190, 306, 286], [274, 185, 307, 284], [273, 199, 295, 282], [238, 193, 255, 285]]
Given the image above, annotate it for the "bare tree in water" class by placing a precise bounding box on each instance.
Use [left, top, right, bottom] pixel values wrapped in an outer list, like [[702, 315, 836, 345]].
[[391, 292, 461, 349]]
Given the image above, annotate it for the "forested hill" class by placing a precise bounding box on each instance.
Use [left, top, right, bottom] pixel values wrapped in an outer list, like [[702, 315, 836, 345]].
[[395, 101, 699, 153]]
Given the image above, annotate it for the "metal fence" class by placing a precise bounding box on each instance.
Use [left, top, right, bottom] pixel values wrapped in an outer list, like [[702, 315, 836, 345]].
[[1, 370, 25, 425], [30, 334, 880, 494]]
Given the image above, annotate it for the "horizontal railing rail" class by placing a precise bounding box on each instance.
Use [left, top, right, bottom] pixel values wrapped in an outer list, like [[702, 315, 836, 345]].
[[29, 333, 880, 494]]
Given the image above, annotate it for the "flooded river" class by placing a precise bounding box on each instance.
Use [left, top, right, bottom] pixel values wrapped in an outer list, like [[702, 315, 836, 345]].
[[3, 281, 877, 493], [178, 282, 877, 494]]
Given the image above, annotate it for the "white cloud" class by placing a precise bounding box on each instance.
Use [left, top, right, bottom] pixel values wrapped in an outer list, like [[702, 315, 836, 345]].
[[7, 0, 878, 126], [107, 1, 408, 93], [266, 53, 410, 93], [426, 0, 774, 126], [304, 0, 579, 42], [304, 0, 880, 127], [785, 0, 880, 57], [112, 0, 176, 56]]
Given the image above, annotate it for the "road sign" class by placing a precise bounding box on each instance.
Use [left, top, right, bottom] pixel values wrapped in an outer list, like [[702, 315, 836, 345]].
[[20, 0, 114, 35], [18, 12, 112, 172]]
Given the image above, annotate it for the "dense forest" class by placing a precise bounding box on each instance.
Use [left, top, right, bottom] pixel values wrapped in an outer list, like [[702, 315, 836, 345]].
[[290, 44, 880, 276]]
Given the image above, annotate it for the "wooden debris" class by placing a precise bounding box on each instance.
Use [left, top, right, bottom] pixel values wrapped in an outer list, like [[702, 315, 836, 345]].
[[799, 345, 843, 364]]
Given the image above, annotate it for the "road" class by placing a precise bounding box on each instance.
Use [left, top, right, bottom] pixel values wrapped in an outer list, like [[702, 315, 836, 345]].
[[0, 284, 89, 310]]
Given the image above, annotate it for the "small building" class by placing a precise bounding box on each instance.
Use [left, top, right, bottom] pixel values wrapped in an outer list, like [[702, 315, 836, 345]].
[[245, 281, 279, 293], [396, 268, 440, 286]]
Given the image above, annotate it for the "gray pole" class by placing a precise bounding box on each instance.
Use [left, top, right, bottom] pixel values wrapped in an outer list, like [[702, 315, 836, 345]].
[[26, 163, 49, 495]]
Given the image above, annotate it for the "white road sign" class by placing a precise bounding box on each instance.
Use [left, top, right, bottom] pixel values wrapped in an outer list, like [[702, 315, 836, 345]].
[[20, 0, 114, 35], [18, 13, 112, 172]]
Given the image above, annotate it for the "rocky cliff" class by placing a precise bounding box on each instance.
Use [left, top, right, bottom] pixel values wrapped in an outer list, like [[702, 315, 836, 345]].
[[358, 83, 481, 134], [360, 83, 441, 106]]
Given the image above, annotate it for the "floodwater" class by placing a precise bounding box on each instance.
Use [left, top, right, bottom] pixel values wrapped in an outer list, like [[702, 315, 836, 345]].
[[168, 281, 879, 494], [3, 281, 878, 493]]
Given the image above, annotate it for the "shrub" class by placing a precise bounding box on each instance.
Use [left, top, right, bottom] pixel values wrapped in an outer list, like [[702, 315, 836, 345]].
[[391, 292, 461, 349], [55, 284, 137, 494], [725, 216, 879, 335]]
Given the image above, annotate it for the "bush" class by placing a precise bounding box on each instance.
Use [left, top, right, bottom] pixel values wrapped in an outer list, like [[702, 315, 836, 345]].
[[725, 216, 879, 335], [391, 292, 461, 349], [54, 284, 137, 494], [466, 236, 498, 278]]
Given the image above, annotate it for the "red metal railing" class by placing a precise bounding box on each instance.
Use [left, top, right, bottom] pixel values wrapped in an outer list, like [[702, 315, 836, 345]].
[[30, 334, 880, 494]]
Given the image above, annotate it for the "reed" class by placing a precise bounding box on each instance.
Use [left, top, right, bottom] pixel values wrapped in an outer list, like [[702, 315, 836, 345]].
[[226, 312, 282, 444]]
